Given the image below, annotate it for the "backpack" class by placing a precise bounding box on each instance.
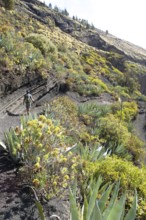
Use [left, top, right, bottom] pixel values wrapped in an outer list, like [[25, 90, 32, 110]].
[[24, 93, 32, 103]]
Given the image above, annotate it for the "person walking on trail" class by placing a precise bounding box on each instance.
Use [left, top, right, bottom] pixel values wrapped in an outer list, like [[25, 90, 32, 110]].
[[23, 90, 34, 115]]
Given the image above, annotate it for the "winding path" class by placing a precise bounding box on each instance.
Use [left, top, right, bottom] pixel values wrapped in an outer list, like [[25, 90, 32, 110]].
[[0, 88, 146, 219]]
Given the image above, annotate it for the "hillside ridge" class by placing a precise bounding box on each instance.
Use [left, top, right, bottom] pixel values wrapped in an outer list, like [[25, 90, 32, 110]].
[[21, 0, 146, 64], [1, 0, 146, 98]]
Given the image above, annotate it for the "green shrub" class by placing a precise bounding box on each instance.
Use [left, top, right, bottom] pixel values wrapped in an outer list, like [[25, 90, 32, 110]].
[[94, 156, 146, 197], [112, 101, 138, 122], [3, 0, 14, 10], [49, 96, 85, 135], [13, 42, 45, 69], [98, 113, 144, 161], [77, 84, 100, 96], [83, 63, 92, 74], [79, 103, 111, 118], [0, 31, 14, 52], [113, 85, 130, 99], [78, 102, 111, 130], [25, 34, 56, 56], [98, 114, 130, 148], [57, 42, 68, 52], [126, 134, 145, 162]]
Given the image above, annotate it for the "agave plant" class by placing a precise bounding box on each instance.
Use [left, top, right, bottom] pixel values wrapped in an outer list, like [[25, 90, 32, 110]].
[[70, 177, 137, 220], [72, 144, 110, 162], [78, 103, 111, 119], [0, 114, 36, 164], [0, 127, 21, 163]]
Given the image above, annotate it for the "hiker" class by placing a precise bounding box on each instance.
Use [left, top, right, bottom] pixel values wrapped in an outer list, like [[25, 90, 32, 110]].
[[23, 90, 34, 115]]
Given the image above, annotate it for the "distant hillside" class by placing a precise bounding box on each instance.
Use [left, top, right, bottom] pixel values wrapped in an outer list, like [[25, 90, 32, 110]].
[[0, 0, 146, 100]]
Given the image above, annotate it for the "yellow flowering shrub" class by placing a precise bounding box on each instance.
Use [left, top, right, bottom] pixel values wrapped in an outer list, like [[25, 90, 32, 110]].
[[9, 115, 83, 199], [99, 114, 130, 146], [49, 96, 86, 143], [94, 156, 146, 196], [93, 156, 146, 219], [114, 101, 138, 122]]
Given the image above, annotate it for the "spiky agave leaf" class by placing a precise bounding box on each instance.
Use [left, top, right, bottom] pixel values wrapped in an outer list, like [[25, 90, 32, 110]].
[[98, 184, 114, 213], [69, 187, 80, 220], [124, 190, 137, 220], [86, 176, 102, 220], [4, 128, 20, 163], [69, 180, 138, 220], [102, 181, 120, 220], [35, 201, 46, 220], [92, 200, 102, 220], [0, 140, 7, 151], [106, 192, 126, 220]]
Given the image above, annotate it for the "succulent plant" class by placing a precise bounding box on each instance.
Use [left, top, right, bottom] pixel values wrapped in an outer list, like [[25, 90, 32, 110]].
[[70, 177, 137, 220]]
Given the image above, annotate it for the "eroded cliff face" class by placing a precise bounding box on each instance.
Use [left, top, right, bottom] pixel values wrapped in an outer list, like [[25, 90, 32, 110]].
[[0, 69, 43, 97]]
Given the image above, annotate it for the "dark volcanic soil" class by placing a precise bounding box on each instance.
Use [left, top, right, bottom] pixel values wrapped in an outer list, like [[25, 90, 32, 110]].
[[0, 91, 146, 220], [0, 151, 70, 220]]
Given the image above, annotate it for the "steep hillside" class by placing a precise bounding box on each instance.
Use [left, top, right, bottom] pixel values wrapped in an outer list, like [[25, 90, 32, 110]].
[[0, 0, 146, 101], [1, 1, 146, 219]]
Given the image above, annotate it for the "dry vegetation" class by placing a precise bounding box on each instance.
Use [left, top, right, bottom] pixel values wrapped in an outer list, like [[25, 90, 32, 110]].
[[1, 0, 146, 219]]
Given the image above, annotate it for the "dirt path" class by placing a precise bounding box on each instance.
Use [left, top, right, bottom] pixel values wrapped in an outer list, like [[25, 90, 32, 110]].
[[133, 113, 146, 142], [0, 90, 146, 219]]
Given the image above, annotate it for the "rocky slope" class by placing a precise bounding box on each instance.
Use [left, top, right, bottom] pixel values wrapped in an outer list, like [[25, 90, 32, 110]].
[[1, 0, 146, 98], [19, 0, 146, 63], [1, 1, 146, 219]]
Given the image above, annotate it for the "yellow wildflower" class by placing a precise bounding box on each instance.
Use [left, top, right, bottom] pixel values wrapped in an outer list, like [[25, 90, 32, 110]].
[[62, 183, 67, 188], [34, 162, 41, 170], [47, 129, 51, 135], [53, 181, 57, 186], [27, 121, 33, 127], [64, 175, 69, 180], [38, 115, 46, 122], [38, 122, 44, 129], [71, 164, 77, 169], [16, 143, 21, 150], [43, 153, 49, 160], [68, 152, 73, 156], [38, 143, 43, 148], [61, 167, 68, 174], [54, 127, 60, 134], [46, 119, 52, 126], [52, 148, 59, 157], [36, 156, 40, 163], [32, 178, 40, 187], [62, 157, 67, 162], [37, 132, 42, 138]]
